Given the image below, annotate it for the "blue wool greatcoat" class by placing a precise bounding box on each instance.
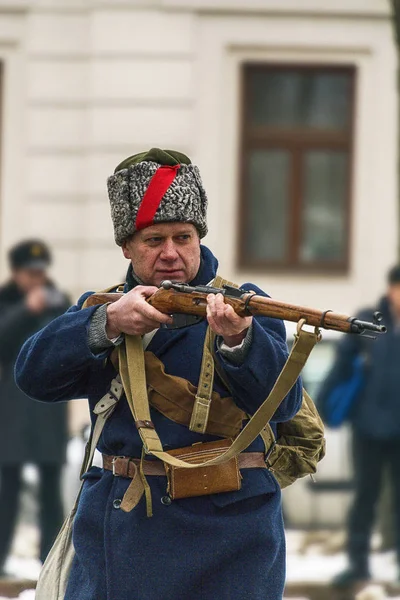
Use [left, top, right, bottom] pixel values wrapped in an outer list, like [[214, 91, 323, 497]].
[[15, 246, 302, 600]]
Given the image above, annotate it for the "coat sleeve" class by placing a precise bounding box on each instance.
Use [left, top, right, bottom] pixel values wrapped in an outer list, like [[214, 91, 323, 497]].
[[15, 293, 110, 403], [214, 283, 303, 423]]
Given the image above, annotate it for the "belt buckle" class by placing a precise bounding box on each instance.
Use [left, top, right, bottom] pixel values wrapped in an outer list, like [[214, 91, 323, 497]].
[[112, 456, 125, 476]]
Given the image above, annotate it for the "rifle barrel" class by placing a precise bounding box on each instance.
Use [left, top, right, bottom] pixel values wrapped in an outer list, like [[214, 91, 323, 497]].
[[238, 295, 387, 336], [349, 318, 387, 334]]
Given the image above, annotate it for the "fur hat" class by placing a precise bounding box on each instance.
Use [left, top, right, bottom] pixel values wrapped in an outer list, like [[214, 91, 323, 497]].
[[107, 148, 208, 246]]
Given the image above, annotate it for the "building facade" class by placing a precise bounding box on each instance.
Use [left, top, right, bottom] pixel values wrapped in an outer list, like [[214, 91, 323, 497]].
[[0, 0, 397, 309], [0, 0, 397, 524]]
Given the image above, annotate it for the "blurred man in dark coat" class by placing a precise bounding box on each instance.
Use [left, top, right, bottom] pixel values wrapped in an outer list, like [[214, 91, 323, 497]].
[[317, 265, 400, 588], [0, 240, 70, 574]]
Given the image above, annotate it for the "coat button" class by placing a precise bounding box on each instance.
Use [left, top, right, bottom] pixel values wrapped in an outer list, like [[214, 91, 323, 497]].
[[113, 499, 122, 509], [161, 495, 172, 506]]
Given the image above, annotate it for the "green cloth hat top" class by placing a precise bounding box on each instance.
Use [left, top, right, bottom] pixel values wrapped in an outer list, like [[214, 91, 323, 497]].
[[107, 148, 208, 245], [114, 148, 192, 172]]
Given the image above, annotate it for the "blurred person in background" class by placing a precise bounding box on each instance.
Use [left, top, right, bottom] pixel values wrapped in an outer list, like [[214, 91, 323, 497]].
[[0, 240, 70, 576], [317, 265, 400, 589]]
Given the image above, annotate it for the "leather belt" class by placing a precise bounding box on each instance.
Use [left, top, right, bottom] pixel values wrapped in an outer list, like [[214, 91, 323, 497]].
[[103, 452, 267, 479]]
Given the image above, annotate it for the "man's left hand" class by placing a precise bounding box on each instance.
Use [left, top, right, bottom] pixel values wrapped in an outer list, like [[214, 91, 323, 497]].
[[206, 293, 252, 348]]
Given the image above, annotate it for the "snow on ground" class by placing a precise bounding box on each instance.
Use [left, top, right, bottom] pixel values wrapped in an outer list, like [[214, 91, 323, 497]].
[[286, 530, 398, 583]]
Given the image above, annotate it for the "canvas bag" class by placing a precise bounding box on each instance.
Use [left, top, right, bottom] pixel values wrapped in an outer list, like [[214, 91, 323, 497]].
[[212, 353, 326, 489], [261, 389, 326, 488], [34, 378, 124, 600]]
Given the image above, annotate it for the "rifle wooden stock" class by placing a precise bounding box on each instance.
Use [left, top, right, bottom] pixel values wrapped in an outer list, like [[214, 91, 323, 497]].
[[85, 288, 385, 335], [149, 289, 355, 333], [86, 293, 124, 307]]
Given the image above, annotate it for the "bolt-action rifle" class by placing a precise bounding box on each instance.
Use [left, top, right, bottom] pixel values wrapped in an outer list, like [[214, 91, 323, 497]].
[[86, 280, 387, 337]]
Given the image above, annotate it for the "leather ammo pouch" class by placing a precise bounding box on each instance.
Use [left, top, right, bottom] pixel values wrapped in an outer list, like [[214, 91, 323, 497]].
[[165, 438, 241, 500]]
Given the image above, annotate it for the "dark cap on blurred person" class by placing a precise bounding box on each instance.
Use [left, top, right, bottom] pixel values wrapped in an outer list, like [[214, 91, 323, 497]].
[[387, 264, 400, 285], [8, 240, 51, 271]]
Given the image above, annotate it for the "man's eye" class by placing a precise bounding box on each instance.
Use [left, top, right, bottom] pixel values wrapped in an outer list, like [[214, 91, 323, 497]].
[[146, 237, 162, 243], [177, 235, 191, 241]]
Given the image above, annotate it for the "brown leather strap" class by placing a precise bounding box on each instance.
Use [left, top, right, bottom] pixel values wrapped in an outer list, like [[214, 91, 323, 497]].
[[135, 419, 155, 430], [103, 455, 166, 477], [103, 452, 267, 478], [238, 452, 267, 469]]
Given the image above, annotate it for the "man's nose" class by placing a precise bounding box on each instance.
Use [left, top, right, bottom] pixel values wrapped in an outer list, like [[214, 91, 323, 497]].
[[160, 240, 179, 261]]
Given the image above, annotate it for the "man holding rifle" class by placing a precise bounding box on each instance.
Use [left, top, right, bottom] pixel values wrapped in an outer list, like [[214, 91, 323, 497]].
[[15, 149, 303, 600]]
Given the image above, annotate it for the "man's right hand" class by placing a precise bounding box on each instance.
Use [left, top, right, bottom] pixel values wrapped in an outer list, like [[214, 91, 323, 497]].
[[26, 287, 47, 314], [105, 286, 173, 338]]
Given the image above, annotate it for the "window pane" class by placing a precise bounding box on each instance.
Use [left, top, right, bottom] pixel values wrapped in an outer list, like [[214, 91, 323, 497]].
[[245, 150, 290, 261], [249, 69, 352, 130], [300, 151, 348, 263]]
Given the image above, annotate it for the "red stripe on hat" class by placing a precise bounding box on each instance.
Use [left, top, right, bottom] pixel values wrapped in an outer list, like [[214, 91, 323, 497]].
[[135, 165, 180, 231]]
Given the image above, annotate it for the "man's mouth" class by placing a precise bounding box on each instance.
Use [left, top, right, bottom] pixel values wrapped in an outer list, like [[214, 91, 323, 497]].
[[156, 269, 185, 280]]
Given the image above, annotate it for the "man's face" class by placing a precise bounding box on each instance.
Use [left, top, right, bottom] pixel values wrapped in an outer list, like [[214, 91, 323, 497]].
[[122, 222, 201, 286], [388, 283, 400, 317], [12, 268, 47, 294]]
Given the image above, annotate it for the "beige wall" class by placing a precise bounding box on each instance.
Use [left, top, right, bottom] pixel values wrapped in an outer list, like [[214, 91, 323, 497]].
[[0, 0, 395, 527], [0, 0, 397, 430], [195, 8, 397, 313], [0, 0, 396, 309]]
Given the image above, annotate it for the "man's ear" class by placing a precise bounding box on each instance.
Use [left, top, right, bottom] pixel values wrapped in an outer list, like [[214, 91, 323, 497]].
[[121, 241, 131, 260]]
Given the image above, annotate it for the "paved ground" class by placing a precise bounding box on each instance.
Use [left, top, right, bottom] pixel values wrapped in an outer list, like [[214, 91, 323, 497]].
[[1, 580, 400, 600]]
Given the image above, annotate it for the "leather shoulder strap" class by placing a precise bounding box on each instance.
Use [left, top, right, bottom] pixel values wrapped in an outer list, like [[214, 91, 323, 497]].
[[101, 283, 124, 293], [81, 283, 124, 309], [213, 274, 237, 289]]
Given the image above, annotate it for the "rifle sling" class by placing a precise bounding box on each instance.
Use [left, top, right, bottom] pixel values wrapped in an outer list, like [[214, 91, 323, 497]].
[[188, 325, 215, 434]]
